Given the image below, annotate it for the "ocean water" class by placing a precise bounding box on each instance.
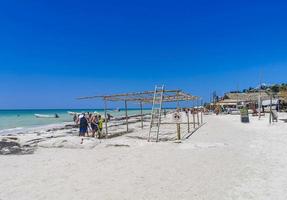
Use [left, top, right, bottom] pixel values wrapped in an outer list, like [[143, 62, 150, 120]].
[[0, 109, 151, 134]]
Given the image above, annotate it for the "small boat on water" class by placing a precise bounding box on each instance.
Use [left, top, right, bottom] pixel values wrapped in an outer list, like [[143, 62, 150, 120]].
[[114, 108, 121, 112], [35, 114, 59, 118], [67, 111, 82, 115], [68, 111, 76, 115]]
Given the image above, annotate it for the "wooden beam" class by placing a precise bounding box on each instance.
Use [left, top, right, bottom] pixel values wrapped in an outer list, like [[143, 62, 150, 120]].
[[78, 89, 182, 99], [77, 89, 199, 103]]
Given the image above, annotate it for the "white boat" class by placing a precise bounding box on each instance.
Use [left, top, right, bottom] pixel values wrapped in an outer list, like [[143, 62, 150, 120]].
[[35, 114, 59, 118], [114, 108, 121, 112], [68, 111, 76, 115], [67, 111, 81, 115]]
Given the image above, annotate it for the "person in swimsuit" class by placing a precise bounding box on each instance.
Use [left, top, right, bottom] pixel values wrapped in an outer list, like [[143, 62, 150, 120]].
[[90, 115, 98, 137]]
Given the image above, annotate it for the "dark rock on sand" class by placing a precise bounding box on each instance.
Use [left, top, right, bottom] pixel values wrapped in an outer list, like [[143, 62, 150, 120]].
[[0, 140, 35, 155], [65, 124, 78, 129]]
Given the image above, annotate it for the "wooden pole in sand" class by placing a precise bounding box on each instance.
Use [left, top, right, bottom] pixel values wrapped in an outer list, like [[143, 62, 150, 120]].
[[125, 100, 129, 133], [104, 99, 108, 138], [201, 99, 203, 124], [277, 97, 280, 112], [187, 109, 190, 133], [140, 101, 143, 129], [176, 91, 180, 109], [176, 91, 181, 140], [197, 99, 200, 126], [258, 70, 263, 120], [269, 94, 273, 124], [258, 90, 262, 120], [177, 123, 181, 140], [193, 100, 196, 129]]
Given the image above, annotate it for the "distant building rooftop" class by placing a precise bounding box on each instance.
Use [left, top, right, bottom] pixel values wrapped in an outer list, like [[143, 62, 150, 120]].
[[224, 92, 270, 102]]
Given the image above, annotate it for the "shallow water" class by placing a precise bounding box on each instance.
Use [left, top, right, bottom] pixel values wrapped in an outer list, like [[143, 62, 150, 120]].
[[0, 109, 151, 133]]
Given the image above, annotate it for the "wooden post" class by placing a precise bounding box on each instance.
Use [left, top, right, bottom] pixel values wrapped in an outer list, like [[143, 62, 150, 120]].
[[269, 94, 272, 124], [140, 101, 143, 129], [201, 99, 203, 124], [125, 100, 129, 133], [196, 99, 200, 126], [104, 99, 108, 138], [193, 100, 196, 129], [258, 90, 262, 120], [277, 98, 280, 113], [187, 110, 190, 132], [177, 123, 181, 140], [176, 91, 181, 140], [176, 91, 180, 109]]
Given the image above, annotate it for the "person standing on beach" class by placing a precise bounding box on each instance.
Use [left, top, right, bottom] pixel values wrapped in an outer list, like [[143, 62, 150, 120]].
[[88, 113, 93, 122], [90, 115, 98, 137], [107, 113, 113, 121], [98, 115, 103, 138], [79, 114, 88, 137], [73, 114, 78, 123]]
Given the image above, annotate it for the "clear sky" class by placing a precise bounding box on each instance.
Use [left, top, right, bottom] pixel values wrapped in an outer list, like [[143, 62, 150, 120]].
[[0, 0, 287, 109]]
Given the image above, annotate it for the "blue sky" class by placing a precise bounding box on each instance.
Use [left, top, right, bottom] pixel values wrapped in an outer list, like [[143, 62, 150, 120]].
[[0, 0, 287, 109]]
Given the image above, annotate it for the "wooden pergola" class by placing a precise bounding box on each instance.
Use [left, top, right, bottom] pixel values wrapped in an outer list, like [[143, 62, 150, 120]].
[[78, 89, 199, 138]]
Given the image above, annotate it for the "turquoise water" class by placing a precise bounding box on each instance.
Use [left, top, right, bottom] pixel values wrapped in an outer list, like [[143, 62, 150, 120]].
[[0, 109, 151, 132]]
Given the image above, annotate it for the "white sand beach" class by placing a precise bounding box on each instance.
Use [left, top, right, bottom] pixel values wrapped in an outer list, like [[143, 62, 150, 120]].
[[1, 113, 287, 200]]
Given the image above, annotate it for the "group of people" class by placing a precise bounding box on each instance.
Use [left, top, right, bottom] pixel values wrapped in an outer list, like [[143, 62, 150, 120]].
[[73, 113, 104, 138], [181, 108, 203, 115]]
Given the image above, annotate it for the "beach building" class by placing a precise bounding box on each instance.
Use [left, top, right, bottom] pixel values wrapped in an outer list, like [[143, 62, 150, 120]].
[[217, 91, 270, 108], [216, 91, 287, 113], [216, 99, 238, 107]]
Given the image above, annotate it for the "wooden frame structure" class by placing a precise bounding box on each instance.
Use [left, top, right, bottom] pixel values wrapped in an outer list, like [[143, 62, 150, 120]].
[[78, 89, 199, 139], [78, 89, 198, 102]]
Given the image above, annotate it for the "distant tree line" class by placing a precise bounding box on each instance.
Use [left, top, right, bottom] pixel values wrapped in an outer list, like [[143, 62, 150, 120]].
[[229, 83, 287, 94], [209, 83, 287, 104]]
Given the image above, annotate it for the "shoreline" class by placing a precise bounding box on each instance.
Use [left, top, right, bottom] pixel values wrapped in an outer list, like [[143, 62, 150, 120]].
[[0, 122, 73, 136], [0, 109, 155, 132], [1, 114, 152, 135]]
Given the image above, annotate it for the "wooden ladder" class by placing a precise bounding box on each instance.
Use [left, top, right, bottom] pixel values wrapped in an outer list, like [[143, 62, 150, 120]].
[[148, 85, 164, 142]]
